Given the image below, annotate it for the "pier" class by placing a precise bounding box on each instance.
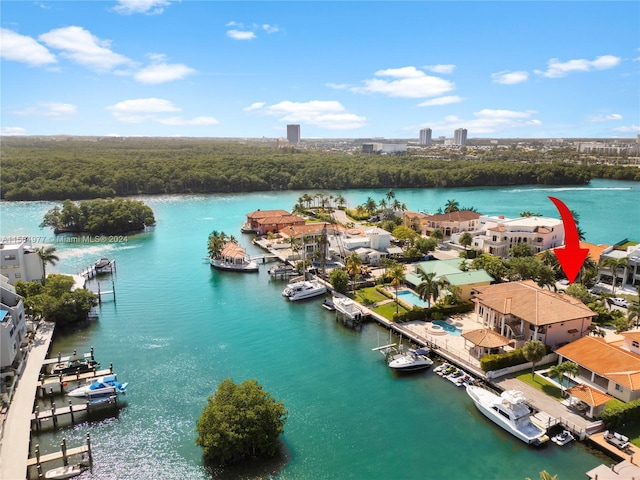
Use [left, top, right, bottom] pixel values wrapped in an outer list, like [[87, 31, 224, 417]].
[[27, 435, 93, 480], [37, 365, 114, 396], [31, 397, 118, 432]]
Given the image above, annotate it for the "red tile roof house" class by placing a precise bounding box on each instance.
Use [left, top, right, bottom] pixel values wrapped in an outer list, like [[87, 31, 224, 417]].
[[421, 210, 481, 237], [244, 209, 306, 234], [471, 280, 596, 350], [557, 332, 640, 405], [278, 222, 345, 261]]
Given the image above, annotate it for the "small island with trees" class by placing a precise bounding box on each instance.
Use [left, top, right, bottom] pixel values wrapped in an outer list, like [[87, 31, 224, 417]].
[[40, 198, 156, 235]]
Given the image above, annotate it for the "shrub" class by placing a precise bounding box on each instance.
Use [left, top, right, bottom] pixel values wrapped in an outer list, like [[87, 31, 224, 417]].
[[602, 398, 640, 430]]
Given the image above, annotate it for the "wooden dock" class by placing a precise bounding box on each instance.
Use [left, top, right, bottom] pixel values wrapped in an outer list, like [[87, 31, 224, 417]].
[[41, 347, 95, 366], [27, 435, 93, 480], [38, 366, 114, 396], [31, 396, 118, 431]]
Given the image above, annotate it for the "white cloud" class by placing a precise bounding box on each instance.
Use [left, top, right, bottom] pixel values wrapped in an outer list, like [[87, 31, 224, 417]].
[[611, 125, 640, 133], [423, 64, 456, 74], [418, 96, 463, 107], [350, 66, 455, 98], [135, 63, 196, 84], [113, 0, 170, 15], [491, 70, 529, 85], [326, 83, 350, 90], [535, 55, 621, 78], [107, 98, 217, 126], [0, 127, 27, 136], [243, 102, 266, 112], [0, 28, 57, 66], [245, 100, 367, 130], [262, 24, 280, 34], [590, 113, 623, 123], [227, 30, 256, 40], [424, 109, 540, 134], [14, 102, 77, 118], [39, 26, 133, 72]]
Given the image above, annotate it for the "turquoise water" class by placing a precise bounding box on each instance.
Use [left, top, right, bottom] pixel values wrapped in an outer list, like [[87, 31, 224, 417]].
[[432, 320, 462, 336], [2, 179, 638, 480], [397, 290, 430, 308]]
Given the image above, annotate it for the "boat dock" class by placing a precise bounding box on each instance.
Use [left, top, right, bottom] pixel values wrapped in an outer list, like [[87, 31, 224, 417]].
[[31, 396, 118, 432], [37, 365, 114, 396], [27, 435, 93, 479]]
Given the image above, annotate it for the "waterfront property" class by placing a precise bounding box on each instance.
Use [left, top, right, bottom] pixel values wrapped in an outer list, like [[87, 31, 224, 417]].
[[210, 242, 259, 272], [243, 209, 305, 234], [0, 238, 45, 285], [0, 274, 27, 369], [410, 209, 481, 238], [472, 280, 596, 349], [556, 333, 640, 404]]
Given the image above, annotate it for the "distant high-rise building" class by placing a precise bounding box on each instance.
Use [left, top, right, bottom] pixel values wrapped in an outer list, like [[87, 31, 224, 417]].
[[287, 124, 300, 144], [419, 128, 432, 145], [454, 128, 467, 146]]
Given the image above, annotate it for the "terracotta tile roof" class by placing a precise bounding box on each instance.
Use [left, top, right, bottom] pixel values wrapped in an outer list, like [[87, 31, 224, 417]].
[[472, 280, 596, 325], [256, 214, 305, 225], [279, 222, 345, 238], [566, 384, 613, 407], [220, 242, 246, 259], [462, 328, 510, 348], [557, 336, 640, 389], [247, 209, 290, 219], [404, 211, 429, 219], [427, 210, 481, 222], [620, 331, 640, 342], [488, 225, 506, 232], [580, 241, 610, 261]]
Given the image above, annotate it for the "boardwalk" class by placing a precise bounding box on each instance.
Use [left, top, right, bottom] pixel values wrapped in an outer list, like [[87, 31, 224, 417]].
[[0, 321, 55, 480]]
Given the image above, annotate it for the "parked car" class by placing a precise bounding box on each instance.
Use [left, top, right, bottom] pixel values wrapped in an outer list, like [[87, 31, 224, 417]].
[[611, 297, 630, 308]]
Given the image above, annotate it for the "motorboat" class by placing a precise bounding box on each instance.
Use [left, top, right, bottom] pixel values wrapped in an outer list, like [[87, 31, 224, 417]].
[[551, 430, 575, 446], [466, 386, 549, 446], [322, 299, 336, 311], [332, 296, 363, 320], [268, 263, 298, 278], [67, 374, 128, 398], [94, 257, 114, 275], [44, 463, 88, 479], [433, 362, 451, 376], [51, 358, 100, 376], [282, 280, 327, 301], [210, 242, 258, 272], [372, 343, 433, 372]]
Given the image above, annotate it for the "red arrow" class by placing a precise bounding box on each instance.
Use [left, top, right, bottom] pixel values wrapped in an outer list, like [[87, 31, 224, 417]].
[[548, 196, 589, 284]]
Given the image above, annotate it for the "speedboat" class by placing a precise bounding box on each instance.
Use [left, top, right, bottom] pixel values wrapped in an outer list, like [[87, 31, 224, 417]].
[[372, 344, 433, 372], [67, 374, 128, 398], [94, 257, 114, 274], [551, 430, 574, 446], [282, 280, 327, 301], [322, 299, 336, 311], [466, 386, 548, 446], [51, 358, 100, 376], [44, 463, 88, 479], [332, 296, 363, 320]]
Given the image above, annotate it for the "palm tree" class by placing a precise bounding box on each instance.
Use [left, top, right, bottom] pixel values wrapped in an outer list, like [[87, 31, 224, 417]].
[[288, 236, 302, 260], [364, 197, 377, 216], [386, 189, 395, 202], [522, 340, 547, 378], [378, 198, 387, 210], [548, 361, 578, 396], [444, 199, 459, 213], [430, 229, 444, 242], [601, 257, 629, 294], [207, 230, 230, 259], [459, 232, 473, 258], [345, 252, 363, 293], [388, 263, 406, 313], [415, 269, 440, 308], [335, 194, 346, 210], [37, 245, 59, 285], [627, 305, 640, 329]]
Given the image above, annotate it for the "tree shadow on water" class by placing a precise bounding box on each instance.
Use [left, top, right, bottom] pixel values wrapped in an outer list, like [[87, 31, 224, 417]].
[[203, 441, 290, 480]]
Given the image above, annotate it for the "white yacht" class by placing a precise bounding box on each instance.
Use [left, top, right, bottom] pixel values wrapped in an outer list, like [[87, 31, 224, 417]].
[[282, 280, 327, 301], [466, 386, 548, 446], [372, 344, 433, 372], [332, 296, 363, 320]]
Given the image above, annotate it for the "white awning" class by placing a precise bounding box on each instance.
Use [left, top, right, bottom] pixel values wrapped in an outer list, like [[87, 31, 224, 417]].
[[386, 246, 403, 255]]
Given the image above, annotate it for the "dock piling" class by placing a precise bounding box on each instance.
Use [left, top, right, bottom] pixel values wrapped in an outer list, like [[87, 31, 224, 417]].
[[68, 400, 75, 423], [60, 439, 67, 466]]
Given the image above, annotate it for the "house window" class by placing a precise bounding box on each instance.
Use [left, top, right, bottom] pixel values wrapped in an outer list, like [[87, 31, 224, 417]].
[[14, 273, 21, 278], [633, 341, 639, 348], [4, 255, 16, 260], [615, 384, 623, 392]]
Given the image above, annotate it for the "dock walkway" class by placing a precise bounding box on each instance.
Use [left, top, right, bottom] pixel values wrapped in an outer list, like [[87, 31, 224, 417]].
[[0, 320, 55, 480]]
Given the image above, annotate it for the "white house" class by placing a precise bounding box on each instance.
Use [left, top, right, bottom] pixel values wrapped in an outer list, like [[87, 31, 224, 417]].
[[1, 275, 27, 368], [597, 243, 640, 289], [0, 239, 45, 284]]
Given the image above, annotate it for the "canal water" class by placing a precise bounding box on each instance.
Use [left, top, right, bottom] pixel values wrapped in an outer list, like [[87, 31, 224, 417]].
[[2, 179, 638, 480]]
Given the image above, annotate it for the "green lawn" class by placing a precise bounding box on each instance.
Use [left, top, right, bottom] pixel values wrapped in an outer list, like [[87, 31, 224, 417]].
[[372, 302, 408, 320], [354, 287, 390, 305], [514, 369, 564, 401]]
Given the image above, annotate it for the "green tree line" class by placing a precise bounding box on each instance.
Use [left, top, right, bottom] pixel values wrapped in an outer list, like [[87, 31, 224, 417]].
[[2, 137, 637, 201]]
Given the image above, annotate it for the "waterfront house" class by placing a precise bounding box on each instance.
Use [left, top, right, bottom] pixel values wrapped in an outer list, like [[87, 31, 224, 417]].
[[419, 210, 481, 238], [597, 242, 640, 289], [278, 222, 344, 261], [0, 238, 45, 285], [244, 209, 306, 234], [0, 275, 27, 369], [556, 334, 640, 404], [403, 211, 430, 233], [471, 280, 596, 349], [404, 258, 494, 302], [465, 215, 564, 258]]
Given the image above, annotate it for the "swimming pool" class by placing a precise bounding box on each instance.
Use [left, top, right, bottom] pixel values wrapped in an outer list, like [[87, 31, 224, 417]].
[[432, 320, 462, 336], [396, 290, 430, 308]]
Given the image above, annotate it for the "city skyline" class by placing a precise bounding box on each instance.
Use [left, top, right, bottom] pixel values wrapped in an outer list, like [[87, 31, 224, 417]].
[[1, 1, 638, 139]]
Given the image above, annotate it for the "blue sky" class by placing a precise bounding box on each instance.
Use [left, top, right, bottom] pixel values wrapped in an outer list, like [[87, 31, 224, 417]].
[[1, 1, 639, 139]]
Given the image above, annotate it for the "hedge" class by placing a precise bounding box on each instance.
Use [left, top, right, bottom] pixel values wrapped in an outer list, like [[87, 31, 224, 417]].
[[601, 398, 640, 430], [480, 349, 527, 372]]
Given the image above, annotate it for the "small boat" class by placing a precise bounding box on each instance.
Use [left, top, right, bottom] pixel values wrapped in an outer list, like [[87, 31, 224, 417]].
[[332, 296, 363, 320], [551, 430, 575, 446], [282, 280, 327, 301], [44, 463, 88, 479], [372, 343, 433, 372], [94, 257, 114, 275], [268, 263, 298, 277], [433, 362, 451, 375], [51, 358, 100, 376], [210, 242, 258, 272], [466, 386, 548, 446], [67, 374, 128, 398], [322, 299, 336, 311]]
